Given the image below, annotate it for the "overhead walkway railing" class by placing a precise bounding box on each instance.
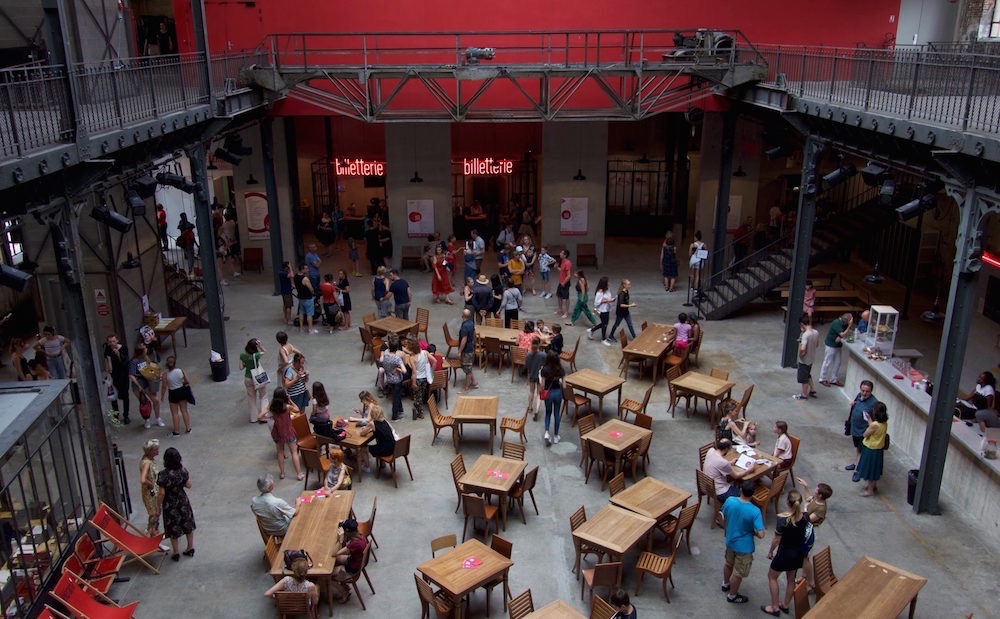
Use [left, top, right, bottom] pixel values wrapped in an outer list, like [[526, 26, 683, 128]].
[[755, 44, 1000, 136]]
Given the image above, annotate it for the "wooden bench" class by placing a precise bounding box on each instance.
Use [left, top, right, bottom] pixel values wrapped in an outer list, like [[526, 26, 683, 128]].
[[775, 271, 842, 290], [780, 289, 871, 305], [400, 246, 423, 270], [576, 243, 598, 267], [781, 303, 867, 322]]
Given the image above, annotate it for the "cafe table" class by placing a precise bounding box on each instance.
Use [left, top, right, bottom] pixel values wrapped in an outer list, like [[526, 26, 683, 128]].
[[723, 444, 779, 483], [475, 324, 520, 346], [269, 489, 355, 616], [417, 538, 514, 619], [564, 369, 625, 421], [153, 316, 188, 358], [582, 419, 652, 476], [340, 420, 374, 483], [525, 599, 586, 618], [622, 323, 675, 383], [452, 395, 500, 454], [670, 370, 735, 425], [571, 504, 656, 562], [366, 316, 418, 336], [610, 476, 691, 522], [459, 454, 526, 531], [807, 555, 927, 619]]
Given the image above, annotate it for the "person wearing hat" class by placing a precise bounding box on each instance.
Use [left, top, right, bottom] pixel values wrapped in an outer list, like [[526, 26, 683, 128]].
[[332, 517, 368, 603], [251, 473, 298, 538], [139, 439, 161, 537], [471, 274, 495, 323], [508, 247, 525, 292]]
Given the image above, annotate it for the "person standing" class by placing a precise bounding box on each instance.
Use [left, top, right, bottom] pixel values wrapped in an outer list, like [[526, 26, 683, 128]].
[[793, 477, 833, 590], [689, 230, 706, 295], [320, 273, 342, 334], [37, 325, 70, 379], [372, 266, 392, 319], [139, 439, 161, 537], [858, 402, 889, 497], [157, 447, 196, 562], [282, 353, 310, 412], [721, 481, 766, 605], [525, 337, 545, 421], [278, 262, 294, 326], [818, 312, 853, 387], [471, 274, 495, 324], [458, 309, 479, 392], [129, 343, 164, 429], [500, 279, 523, 328], [260, 387, 304, 481], [337, 270, 353, 329], [761, 490, 809, 616], [159, 356, 193, 436], [540, 351, 565, 445], [555, 250, 572, 319], [537, 247, 556, 299], [507, 247, 525, 292], [470, 229, 486, 275], [294, 264, 317, 334], [660, 233, 678, 292], [104, 333, 131, 424], [568, 270, 597, 329], [388, 269, 411, 320], [431, 246, 455, 304], [156, 203, 169, 251], [406, 338, 433, 420], [605, 279, 637, 344], [316, 211, 335, 256], [381, 339, 405, 421], [794, 315, 819, 400], [845, 380, 879, 482], [304, 243, 321, 298], [177, 217, 197, 275], [802, 280, 816, 324], [588, 276, 614, 343]]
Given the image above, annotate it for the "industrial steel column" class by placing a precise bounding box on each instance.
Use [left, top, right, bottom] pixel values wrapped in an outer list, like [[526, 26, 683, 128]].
[[781, 135, 824, 368], [711, 111, 737, 287], [261, 119, 285, 294], [186, 141, 229, 376]]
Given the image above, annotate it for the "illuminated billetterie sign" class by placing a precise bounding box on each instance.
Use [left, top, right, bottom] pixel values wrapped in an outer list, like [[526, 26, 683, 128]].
[[335, 159, 385, 176], [463, 158, 514, 175]]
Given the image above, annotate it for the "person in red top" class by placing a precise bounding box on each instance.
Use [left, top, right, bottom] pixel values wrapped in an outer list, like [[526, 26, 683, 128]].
[[320, 274, 341, 334], [556, 250, 572, 319], [156, 203, 168, 251], [426, 344, 444, 371], [332, 518, 368, 603]]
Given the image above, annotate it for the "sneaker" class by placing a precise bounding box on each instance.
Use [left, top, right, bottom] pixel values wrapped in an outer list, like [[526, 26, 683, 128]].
[[852, 471, 861, 483], [602, 339, 612, 347], [553, 435, 560, 444], [587, 329, 596, 340], [544, 431, 550, 445], [792, 394, 807, 400], [311, 329, 320, 334], [144, 419, 152, 429], [809, 391, 818, 398], [726, 594, 748, 604], [844, 463, 856, 471], [156, 418, 166, 427]]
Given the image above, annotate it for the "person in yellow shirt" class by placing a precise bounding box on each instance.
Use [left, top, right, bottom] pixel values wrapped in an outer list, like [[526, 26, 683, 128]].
[[857, 402, 888, 497], [507, 247, 525, 291]]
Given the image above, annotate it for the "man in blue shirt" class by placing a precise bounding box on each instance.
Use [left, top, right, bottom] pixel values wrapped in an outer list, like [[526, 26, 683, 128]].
[[457, 309, 479, 392], [721, 481, 766, 605], [845, 380, 878, 482], [388, 269, 411, 320], [305, 243, 322, 299]]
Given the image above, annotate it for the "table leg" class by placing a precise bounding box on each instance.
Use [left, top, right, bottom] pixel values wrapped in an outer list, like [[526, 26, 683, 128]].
[[355, 448, 364, 483], [598, 395, 605, 420], [452, 591, 466, 619], [500, 491, 507, 531], [172, 334, 178, 359], [181, 323, 188, 347], [325, 575, 334, 617], [908, 596, 918, 619], [489, 422, 495, 455], [455, 422, 462, 454]]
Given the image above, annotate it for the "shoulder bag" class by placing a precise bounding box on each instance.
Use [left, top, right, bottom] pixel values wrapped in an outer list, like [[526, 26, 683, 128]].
[[250, 352, 270, 387], [843, 398, 856, 436], [282, 548, 313, 572], [883, 433, 890, 450], [538, 378, 551, 401]]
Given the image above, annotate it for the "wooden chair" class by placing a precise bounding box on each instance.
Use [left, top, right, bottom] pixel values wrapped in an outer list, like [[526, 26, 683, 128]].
[[483, 336, 507, 373], [510, 346, 527, 383], [608, 472, 626, 497], [710, 367, 729, 380], [431, 369, 451, 409], [340, 544, 376, 610], [500, 411, 528, 445], [88, 503, 166, 574], [508, 589, 534, 619], [431, 534, 457, 557], [501, 440, 526, 461], [584, 440, 615, 491], [292, 413, 318, 452], [561, 385, 591, 425], [50, 571, 138, 619], [577, 414, 597, 468], [812, 545, 838, 600], [618, 332, 645, 378], [589, 595, 617, 619], [375, 434, 413, 488], [633, 412, 653, 430], [300, 446, 331, 491], [782, 435, 801, 487], [357, 495, 379, 561], [462, 493, 499, 542], [697, 442, 713, 470], [618, 384, 653, 422], [640, 321, 649, 331], [442, 323, 460, 359], [416, 307, 430, 342], [752, 470, 789, 526], [415, 572, 456, 619], [273, 591, 319, 619], [634, 537, 682, 602], [508, 466, 539, 524], [735, 384, 755, 419], [581, 561, 622, 601], [665, 365, 692, 417], [429, 395, 456, 448], [560, 336, 581, 372], [362, 312, 376, 325], [481, 534, 513, 616], [569, 506, 605, 578], [360, 326, 379, 364], [689, 328, 704, 367], [656, 502, 699, 554], [661, 343, 690, 377], [695, 469, 724, 529], [264, 535, 281, 579], [510, 319, 525, 332], [40, 606, 73, 619], [793, 575, 811, 618], [451, 454, 467, 513], [631, 433, 652, 478], [485, 317, 502, 328]]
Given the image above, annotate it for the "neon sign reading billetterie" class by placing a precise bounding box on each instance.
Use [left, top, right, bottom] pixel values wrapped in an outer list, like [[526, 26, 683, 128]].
[[335, 159, 385, 176], [463, 158, 514, 175]]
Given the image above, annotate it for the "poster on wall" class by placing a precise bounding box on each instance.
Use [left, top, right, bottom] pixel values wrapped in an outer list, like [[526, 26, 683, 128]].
[[725, 194, 743, 231], [559, 197, 588, 235], [244, 192, 269, 240], [407, 199, 435, 238]]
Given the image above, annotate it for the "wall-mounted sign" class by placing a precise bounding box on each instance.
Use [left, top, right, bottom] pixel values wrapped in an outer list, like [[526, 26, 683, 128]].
[[245, 191, 270, 240], [560, 197, 588, 235], [334, 158, 385, 176], [463, 158, 514, 175], [407, 199, 435, 238]]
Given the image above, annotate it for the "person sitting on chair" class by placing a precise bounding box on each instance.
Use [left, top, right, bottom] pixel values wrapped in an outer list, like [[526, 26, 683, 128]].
[[251, 474, 297, 538], [331, 517, 368, 604]]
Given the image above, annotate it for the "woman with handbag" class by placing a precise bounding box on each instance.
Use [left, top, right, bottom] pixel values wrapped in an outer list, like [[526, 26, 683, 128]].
[[259, 387, 304, 481], [264, 556, 318, 609], [129, 343, 164, 429], [857, 402, 889, 497], [539, 351, 565, 446], [160, 356, 193, 436], [239, 338, 269, 423]]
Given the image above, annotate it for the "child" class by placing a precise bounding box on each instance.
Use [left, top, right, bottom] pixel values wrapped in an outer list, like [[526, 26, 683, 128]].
[[773, 420, 793, 471], [537, 247, 556, 299], [794, 477, 833, 589], [609, 589, 636, 619], [347, 238, 361, 276], [673, 312, 692, 353], [548, 324, 564, 355]]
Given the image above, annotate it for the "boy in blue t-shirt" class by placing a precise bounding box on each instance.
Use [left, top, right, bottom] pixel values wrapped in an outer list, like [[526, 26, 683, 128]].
[[720, 481, 766, 604]]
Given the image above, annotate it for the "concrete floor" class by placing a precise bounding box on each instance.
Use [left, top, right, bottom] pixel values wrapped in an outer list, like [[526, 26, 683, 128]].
[[44, 237, 1000, 618]]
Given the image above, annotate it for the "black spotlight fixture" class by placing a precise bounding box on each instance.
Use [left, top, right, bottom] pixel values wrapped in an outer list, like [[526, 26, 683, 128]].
[[120, 252, 141, 270], [865, 262, 884, 284], [878, 179, 896, 206], [765, 145, 793, 160], [156, 172, 196, 194], [223, 134, 252, 157], [733, 165, 747, 178], [822, 163, 856, 187], [860, 162, 888, 186], [409, 170, 424, 183], [896, 193, 937, 221], [213, 147, 242, 166], [0, 264, 32, 292], [133, 174, 157, 199], [124, 190, 146, 216], [464, 47, 495, 64], [91, 204, 133, 233], [573, 169, 587, 181]]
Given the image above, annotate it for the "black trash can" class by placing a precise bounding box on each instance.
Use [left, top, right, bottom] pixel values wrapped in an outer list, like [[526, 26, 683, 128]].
[[906, 469, 919, 506], [210, 359, 227, 382]]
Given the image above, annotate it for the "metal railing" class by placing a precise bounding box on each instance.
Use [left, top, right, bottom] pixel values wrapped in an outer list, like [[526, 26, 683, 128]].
[[756, 44, 1000, 135]]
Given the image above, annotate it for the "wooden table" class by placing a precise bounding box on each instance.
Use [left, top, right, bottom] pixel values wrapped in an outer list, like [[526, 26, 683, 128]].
[[622, 323, 675, 382], [459, 455, 526, 531], [571, 504, 656, 562], [525, 600, 586, 618], [582, 419, 651, 476], [807, 555, 927, 619], [453, 395, 500, 454], [475, 325, 520, 346], [670, 371, 735, 425], [367, 316, 418, 336], [269, 489, 354, 616], [610, 477, 691, 522], [153, 317, 188, 358], [417, 539, 513, 619], [723, 445, 780, 483], [340, 420, 374, 483], [564, 369, 625, 421]]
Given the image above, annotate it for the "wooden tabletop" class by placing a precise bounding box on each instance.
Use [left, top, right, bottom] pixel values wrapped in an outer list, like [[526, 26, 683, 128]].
[[624, 324, 676, 359], [452, 395, 500, 422], [582, 419, 651, 453], [525, 600, 586, 618], [475, 325, 521, 345], [268, 489, 354, 577], [610, 477, 691, 521], [460, 455, 526, 494], [417, 539, 514, 598], [153, 316, 187, 333], [367, 316, 418, 335], [807, 555, 927, 619], [564, 369, 625, 397], [572, 504, 655, 556], [723, 445, 780, 482], [671, 371, 735, 399], [339, 420, 374, 451]]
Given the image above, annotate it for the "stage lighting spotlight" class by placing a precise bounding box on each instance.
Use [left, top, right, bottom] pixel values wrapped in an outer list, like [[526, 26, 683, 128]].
[[573, 169, 587, 181], [133, 174, 157, 199], [224, 134, 252, 157], [124, 190, 146, 216], [861, 163, 888, 186], [156, 172, 196, 194], [120, 252, 141, 270], [822, 163, 856, 187], [409, 171, 424, 183], [0, 264, 31, 292], [879, 179, 896, 206], [896, 194, 937, 221], [90, 205, 134, 233], [465, 47, 496, 64], [213, 147, 242, 166]]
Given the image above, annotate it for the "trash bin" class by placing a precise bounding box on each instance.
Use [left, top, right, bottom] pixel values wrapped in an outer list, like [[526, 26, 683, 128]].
[[906, 469, 919, 506], [210, 359, 227, 382]]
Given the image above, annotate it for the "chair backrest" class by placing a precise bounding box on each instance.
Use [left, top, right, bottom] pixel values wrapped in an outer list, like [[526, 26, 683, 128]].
[[359, 326, 373, 347], [363, 495, 378, 534], [737, 384, 755, 417], [414, 571, 436, 605], [641, 321, 648, 331], [51, 572, 137, 619], [508, 588, 534, 619], [812, 546, 837, 598], [486, 317, 502, 328], [695, 468, 715, 499], [640, 384, 654, 409], [274, 591, 312, 615], [490, 534, 513, 559], [637, 433, 652, 457], [793, 575, 811, 618], [394, 434, 411, 459], [608, 473, 626, 497], [511, 346, 527, 366], [589, 595, 617, 619], [676, 502, 700, 531], [431, 534, 457, 557], [618, 330, 627, 349], [569, 505, 587, 532], [74, 533, 97, 561], [521, 466, 539, 494], [291, 414, 312, 441], [566, 336, 581, 359], [300, 446, 325, 472], [578, 414, 597, 436], [588, 438, 610, 463], [264, 535, 280, 568], [787, 434, 801, 467], [363, 312, 376, 325], [591, 562, 622, 589], [431, 369, 449, 390], [698, 442, 713, 469], [62, 553, 85, 578], [510, 319, 525, 332], [428, 394, 441, 418], [691, 328, 704, 355], [666, 364, 682, 385], [451, 454, 466, 482], [485, 336, 502, 354], [462, 493, 489, 519], [710, 367, 729, 380], [416, 307, 430, 329], [501, 441, 526, 460], [91, 503, 150, 551], [770, 470, 789, 500], [633, 412, 652, 430], [443, 323, 458, 346]]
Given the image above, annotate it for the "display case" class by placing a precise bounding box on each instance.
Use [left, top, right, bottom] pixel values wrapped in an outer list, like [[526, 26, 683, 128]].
[[863, 305, 898, 359]]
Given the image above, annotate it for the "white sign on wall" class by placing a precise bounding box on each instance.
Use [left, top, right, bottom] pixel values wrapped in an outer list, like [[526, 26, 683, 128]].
[[245, 192, 269, 240], [407, 199, 435, 238], [559, 197, 588, 236]]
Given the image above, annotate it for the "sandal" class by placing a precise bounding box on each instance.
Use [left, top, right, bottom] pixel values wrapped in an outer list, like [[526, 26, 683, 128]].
[[760, 605, 780, 617], [296, 474, 305, 481], [182, 548, 195, 557], [171, 553, 180, 562], [779, 605, 790, 614]]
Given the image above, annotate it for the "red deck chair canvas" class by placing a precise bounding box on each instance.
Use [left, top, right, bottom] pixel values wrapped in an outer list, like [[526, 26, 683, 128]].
[[74, 534, 125, 578], [89, 503, 165, 574], [38, 606, 72, 619], [49, 571, 138, 619], [62, 553, 116, 595]]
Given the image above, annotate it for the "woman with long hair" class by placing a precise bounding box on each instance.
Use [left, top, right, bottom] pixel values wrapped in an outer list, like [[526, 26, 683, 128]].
[[159, 356, 193, 435], [431, 245, 455, 304], [9, 337, 32, 381], [567, 270, 597, 328], [540, 351, 565, 446], [259, 387, 303, 481], [139, 439, 161, 537], [157, 447, 196, 561], [128, 342, 164, 429], [588, 277, 614, 343], [239, 338, 268, 423], [689, 230, 706, 294], [660, 232, 678, 292], [761, 490, 809, 616]]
